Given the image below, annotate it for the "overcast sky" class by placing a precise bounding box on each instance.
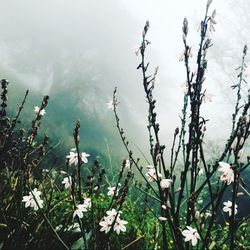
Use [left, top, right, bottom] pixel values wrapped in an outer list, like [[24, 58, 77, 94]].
[[0, 0, 249, 150], [121, 0, 249, 139]]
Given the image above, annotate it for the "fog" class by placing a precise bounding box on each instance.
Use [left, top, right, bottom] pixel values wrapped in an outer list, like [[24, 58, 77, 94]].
[[0, 0, 249, 159]]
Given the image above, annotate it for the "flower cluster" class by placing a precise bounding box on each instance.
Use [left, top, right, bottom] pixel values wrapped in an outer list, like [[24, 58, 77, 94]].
[[34, 106, 46, 116], [107, 186, 120, 197], [73, 198, 92, 219], [66, 148, 90, 166], [99, 209, 128, 235], [22, 188, 44, 211], [223, 200, 238, 216]]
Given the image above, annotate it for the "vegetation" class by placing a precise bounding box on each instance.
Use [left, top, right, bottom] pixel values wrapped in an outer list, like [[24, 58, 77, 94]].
[[0, 1, 250, 249]]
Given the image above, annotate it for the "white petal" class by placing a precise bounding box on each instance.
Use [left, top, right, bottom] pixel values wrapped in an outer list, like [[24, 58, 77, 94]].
[[191, 236, 198, 246], [182, 230, 191, 237], [218, 161, 230, 170], [184, 234, 192, 242]]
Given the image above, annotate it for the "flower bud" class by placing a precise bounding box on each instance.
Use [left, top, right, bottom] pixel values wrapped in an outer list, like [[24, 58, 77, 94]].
[[161, 204, 167, 210], [183, 17, 188, 36], [158, 216, 167, 221], [243, 45, 248, 56], [207, 0, 213, 8], [195, 211, 200, 220], [237, 192, 244, 197], [166, 199, 171, 208]]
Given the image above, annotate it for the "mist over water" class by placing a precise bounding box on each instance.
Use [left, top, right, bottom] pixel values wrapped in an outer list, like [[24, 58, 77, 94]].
[[0, 0, 249, 161]]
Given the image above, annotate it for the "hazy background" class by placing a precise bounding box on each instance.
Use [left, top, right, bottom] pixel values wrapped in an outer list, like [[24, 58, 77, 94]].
[[0, 0, 249, 162]]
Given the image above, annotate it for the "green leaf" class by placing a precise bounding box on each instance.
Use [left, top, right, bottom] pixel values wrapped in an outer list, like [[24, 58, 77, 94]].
[[71, 232, 92, 250], [71, 237, 85, 250], [209, 241, 216, 249]]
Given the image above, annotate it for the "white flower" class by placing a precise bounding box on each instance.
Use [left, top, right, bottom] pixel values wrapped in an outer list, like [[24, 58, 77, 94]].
[[125, 159, 131, 169], [178, 47, 192, 62], [107, 186, 119, 196], [40, 109, 46, 116], [73, 204, 87, 219], [107, 100, 115, 110], [83, 198, 91, 209], [218, 162, 234, 185], [114, 218, 128, 234], [81, 152, 90, 163], [198, 168, 204, 176], [210, 9, 216, 23], [34, 106, 46, 116], [223, 201, 238, 216], [22, 188, 43, 211], [99, 209, 127, 235], [34, 106, 40, 114], [151, 77, 159, 88], [106, 208, 120, 218], [133, 45, 141, 56], [205, 212, 212, 218], [178, 50, 185, 62], [66, 151, 78, 166], [99, 216, 112, 233], [22, 195, 33, 208], [62, 176, 72, 190], [73, 198, 91, 219], [66, 149, 90, 166], [160, 179, 172, 189], [146, 168, 162, 182], [182, 226, 200, 246]]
